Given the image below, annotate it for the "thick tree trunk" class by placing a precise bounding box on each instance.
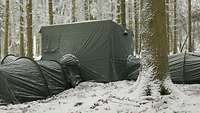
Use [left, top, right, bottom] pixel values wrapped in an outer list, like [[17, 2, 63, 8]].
[[188, 0, 192, 52], [19, 0, 25, 57], [3, 0, 9, 56], [26, 0, 33, 58], [135, 0, 170, 96], [48, 0, 53, 24]]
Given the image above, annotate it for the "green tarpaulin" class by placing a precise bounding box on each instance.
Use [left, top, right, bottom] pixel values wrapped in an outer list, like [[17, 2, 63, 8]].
[[169, 53, 200, 83], [0, 55, 82, 104], [40, 20, 135, 82]]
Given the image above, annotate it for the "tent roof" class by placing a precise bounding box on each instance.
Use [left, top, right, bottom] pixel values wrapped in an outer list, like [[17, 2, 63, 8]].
[[39, 20, 115, 33]]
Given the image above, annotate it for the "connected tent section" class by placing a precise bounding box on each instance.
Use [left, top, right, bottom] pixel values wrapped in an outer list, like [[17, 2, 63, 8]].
[[169, 53, 200, 84]]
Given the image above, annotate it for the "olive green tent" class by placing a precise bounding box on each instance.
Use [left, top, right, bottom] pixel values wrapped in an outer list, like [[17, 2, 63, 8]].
[[40, 20, 135, 82], [169, 53, 200, 83]]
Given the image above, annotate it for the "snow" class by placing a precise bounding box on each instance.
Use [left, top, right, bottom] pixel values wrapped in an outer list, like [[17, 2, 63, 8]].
[[0, 80, 200, 113]]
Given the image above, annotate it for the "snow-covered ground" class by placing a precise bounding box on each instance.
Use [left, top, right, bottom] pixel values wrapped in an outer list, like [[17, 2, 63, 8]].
[[0, 81, 200, 113]]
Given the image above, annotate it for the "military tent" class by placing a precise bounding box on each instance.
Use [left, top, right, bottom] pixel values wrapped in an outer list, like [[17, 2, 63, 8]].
[[169, 53, 200, 84], [0, 55, 82, 104], [128, 53, 200, 84], [40, 20, 135, 82]]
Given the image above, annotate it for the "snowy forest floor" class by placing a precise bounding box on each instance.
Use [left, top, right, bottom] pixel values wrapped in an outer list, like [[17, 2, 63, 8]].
[[0, 81, 200, 113]]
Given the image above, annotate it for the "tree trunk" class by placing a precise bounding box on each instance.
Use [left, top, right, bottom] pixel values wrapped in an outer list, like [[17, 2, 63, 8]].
[[138, 0, 143, 55], [135, 0, 170, 96], [20, 0, 25, 56], [166, 0, 170, 54], [72, 0, 76, 22], [173, 0, 177, 54], [134, 0, 139, 55], [127, 0, 134, 50], [84, 0, 93, 21], [121, 0, 126, 28], [26, 0, 33, 58], [3, 0, 9, 56], [116, 0, 121, 24], [188, 0, 192, 52], [48, 0, 53, 24]]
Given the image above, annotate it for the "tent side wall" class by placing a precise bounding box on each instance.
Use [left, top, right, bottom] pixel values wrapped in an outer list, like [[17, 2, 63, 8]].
[[41, 20, 112, 82], [109, 22, 134, 81]]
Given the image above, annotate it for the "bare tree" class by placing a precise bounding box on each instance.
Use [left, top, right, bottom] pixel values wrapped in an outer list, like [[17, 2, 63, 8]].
[[3, 0, 9, 56], [188, 0, 192, 52], [19, 0, 25, 56], [72, 0, 76, 22], [121, 0, 126, 28], [26, 0, 33, 58], [48, 0, 54, 24], [116, 0, 121, 24], [173, 0, 178, 54], [134, 0, 139, 55]]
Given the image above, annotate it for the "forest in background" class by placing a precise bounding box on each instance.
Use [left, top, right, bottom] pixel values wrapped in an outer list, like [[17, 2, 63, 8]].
[[0, 0, 200, 59]]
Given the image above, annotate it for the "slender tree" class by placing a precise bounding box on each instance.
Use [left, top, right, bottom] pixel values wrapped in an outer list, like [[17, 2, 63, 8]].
[[3, 0, 9, 56], [173, 0, 177, 54], [26, 0, 33, 58], [84, 0, 94, 20], [121, 0, 126, 28], [72, 0, 76, 22], [127, 0, 134, 47], [116, 0, 121, 24], [138, 0, 143, 55], [19, 0, 25, 56], [127, 0, 133, 30], [188, 0, 192, 52], [48, 0, 53, 24], [134, 0, 139, 55]]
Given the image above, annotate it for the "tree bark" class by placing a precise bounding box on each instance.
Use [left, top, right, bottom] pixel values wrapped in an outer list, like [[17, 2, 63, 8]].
[[135, 0, 170, 96], [134, 0, 139, 55], [173, 0, 177, 54], [3, 0, 9, 56], [121, 0, 126, 28], [116, 0, 121, 24], [72, 0, 76, 22], [166, 0, 170, 54], [48, 0, 53, 24], [19, 0, 25, 57], [26, 0, 33, 58], [188, 0, 192, 52]]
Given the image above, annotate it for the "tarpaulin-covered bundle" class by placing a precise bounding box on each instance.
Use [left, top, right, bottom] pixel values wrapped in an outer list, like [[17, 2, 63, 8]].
[[40, 20, 136, 82], [128, 53, 200, 84], [169, 53, 200, 84], [0, 55, 81, 104]]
